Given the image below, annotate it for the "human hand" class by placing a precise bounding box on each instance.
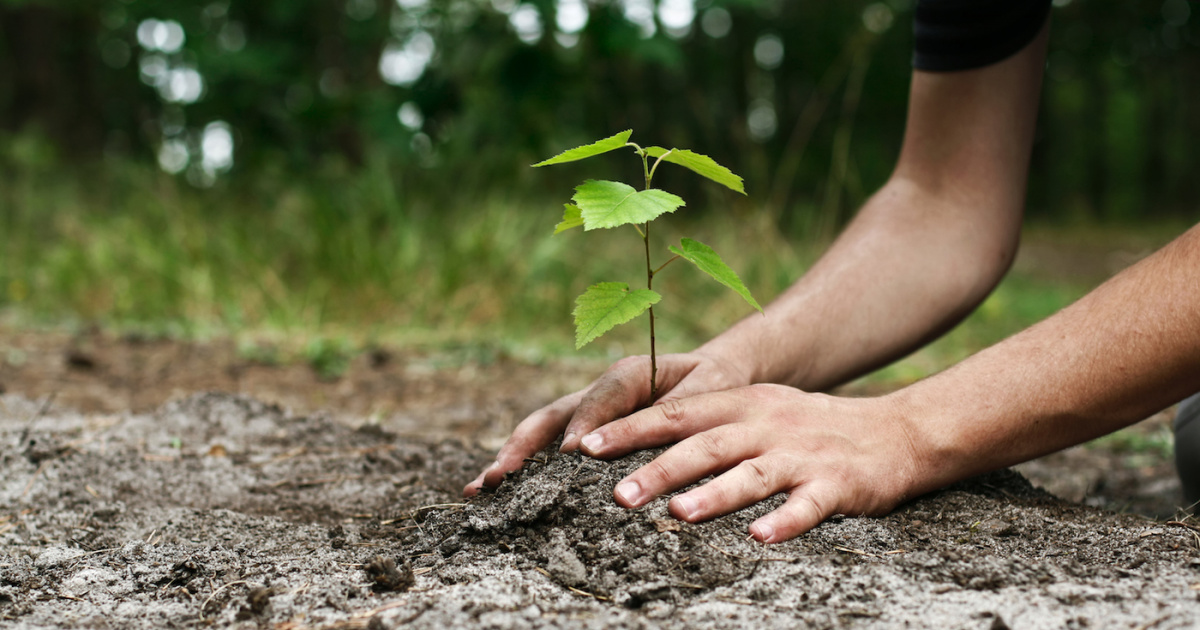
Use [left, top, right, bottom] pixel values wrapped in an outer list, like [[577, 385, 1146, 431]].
[[577, 385, 922, 543], [463, 351, 751, 497]]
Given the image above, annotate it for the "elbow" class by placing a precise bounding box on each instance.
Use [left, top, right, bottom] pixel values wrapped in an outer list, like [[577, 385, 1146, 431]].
[[945, 202, 1022, 316], [878, 174, 1024, 309]]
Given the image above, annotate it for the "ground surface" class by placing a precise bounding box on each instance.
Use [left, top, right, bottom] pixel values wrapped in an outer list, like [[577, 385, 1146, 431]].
[[2, 331, 1199, 628]]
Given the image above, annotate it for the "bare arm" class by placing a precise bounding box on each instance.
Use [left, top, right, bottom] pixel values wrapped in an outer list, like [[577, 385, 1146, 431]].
[[583, 219, 1200, 543], [705, 23, 1047, 390], [898, 224, 1200, 495]]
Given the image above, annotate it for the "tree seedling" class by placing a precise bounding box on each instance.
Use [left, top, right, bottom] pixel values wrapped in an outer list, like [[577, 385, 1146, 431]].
[[533, 130, 762, 397]]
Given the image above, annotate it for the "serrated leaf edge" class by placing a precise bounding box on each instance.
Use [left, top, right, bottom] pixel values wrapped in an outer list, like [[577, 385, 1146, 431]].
[[532, 130, 634, 167], [572, 282, 662, 348], [668, 238, 762, 312], [645, 146, 746, 195], [554, 203, 583, 234], [572, 180, 685, 230]]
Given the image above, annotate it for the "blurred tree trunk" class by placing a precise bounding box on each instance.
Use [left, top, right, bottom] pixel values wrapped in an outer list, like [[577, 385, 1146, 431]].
[[0, 4, 106, 154]]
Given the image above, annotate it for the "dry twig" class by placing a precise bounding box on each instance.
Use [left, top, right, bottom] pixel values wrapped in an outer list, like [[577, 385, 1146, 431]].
[[198, 580, 249, 620], [271, 475, 361, 489], [20, 462, 47, 499], [1166, 520, 1200, 534], [566, 585, 610, 601]]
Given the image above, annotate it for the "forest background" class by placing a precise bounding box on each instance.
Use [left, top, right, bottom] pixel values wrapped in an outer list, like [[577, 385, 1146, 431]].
[[2, 0, 1197, 385]]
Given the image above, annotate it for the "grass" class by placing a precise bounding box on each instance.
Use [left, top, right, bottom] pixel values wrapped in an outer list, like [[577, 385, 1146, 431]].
[[0, 141, 812, 364], [1, 138, 1184, 387], [1089, 421, 1175, 467]]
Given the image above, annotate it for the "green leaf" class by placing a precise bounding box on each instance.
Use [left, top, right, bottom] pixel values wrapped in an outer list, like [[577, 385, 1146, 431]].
[[572, 180, 685, 230], [532, 130, 634, 167], [645, 147, 745, 194], [573, 282, 662, 349], [668, 238, 762, 312], [554, 203, 583, 234]]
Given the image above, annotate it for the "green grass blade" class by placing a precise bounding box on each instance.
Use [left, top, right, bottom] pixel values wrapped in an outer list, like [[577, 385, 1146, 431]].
[[668, 238, 762, 312], [554, 203, 584, 234], [645, 147, 745, 194], [533, 130, 634, 167], [573, 282, 662, 348], [572, 180, 685, 230]]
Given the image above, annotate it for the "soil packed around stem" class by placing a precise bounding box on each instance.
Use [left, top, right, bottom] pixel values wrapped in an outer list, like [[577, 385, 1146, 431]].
[[1, 392, 1198, 629]]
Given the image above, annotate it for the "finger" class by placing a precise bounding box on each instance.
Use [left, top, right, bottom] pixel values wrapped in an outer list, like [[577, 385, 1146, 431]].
[[562, 355, 701, 450], [665, 453, 791, 522], [462, 462, 499, 497], [610, 424, 761, 508], [748, 481, 843, 544], [560, 358, 649, 452], [462, 389, 586, 497], [580, 389, 745, 459]]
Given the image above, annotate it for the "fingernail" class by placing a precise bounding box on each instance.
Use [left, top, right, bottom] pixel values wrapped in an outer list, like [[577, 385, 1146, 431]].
[[562, 431, 577, 448], [614, 480, 642, 506], [750, 520, 775, 543], [580, 432, 604, 453], [674, 495, 699, 521], [485, 461, 499, 473]]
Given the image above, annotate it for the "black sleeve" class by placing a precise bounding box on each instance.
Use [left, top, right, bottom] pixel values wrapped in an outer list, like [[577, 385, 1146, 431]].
[[913, 0, 1052, 72]]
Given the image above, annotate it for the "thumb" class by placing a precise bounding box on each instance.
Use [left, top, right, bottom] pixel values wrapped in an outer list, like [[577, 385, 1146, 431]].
[[653, 376, 717, 405], [653, 361, 744, 405]]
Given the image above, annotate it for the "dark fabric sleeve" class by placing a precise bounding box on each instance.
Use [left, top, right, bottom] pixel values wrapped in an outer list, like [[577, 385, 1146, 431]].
[[913, 0, 1052, 72]]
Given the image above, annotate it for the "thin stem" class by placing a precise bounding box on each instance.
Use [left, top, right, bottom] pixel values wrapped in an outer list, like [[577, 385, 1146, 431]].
[[648, 149, 673, 182], [631, 141, 658, 398], [644, 220, 657, 399], [653, 254, 681, 276], [627, 142, 652, 190]]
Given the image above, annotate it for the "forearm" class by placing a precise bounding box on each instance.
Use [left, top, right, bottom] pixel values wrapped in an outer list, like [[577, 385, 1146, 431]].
[[700, 24, 1047, 392], [896, 223, 1200, 495], [699, 179, 1019, 390]]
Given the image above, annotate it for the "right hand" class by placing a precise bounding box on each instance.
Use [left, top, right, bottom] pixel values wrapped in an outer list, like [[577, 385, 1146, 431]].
[[462, 351, 751, 497]]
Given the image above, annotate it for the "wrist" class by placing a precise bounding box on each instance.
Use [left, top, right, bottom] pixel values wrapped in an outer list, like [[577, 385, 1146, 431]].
[[694, 335, 760, 387], [882, 384, 968, 499], [697, 320, 821, 388]]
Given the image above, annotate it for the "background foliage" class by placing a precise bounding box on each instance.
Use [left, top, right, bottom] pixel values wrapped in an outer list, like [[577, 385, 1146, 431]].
[[1, 0, 1197, 378], [3, 0, 1200, 219]]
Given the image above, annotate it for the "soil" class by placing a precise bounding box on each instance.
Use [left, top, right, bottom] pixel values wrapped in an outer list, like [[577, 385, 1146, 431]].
[[0, 326, 602, 450], [2, 330, 1199, 628]]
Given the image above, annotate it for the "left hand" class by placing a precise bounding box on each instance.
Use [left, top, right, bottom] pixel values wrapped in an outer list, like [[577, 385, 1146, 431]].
[[462, 351, 750, 497], [578, 384, 924, 543]]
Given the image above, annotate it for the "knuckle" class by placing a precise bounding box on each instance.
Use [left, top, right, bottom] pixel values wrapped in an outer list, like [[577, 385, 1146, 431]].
[[795, 485, 836, 524], [802, 493, 827, 522], [550, 394, 581, 415], [586, 378, 624, 403], [690, 430, 726, 463], [641, 458, 677, 487], [657, 399, 687, 426], [739, 458, 775, 496], [610, 355, 648, 378], [742, 383, 786, 402], [603, 420, 630, 444]]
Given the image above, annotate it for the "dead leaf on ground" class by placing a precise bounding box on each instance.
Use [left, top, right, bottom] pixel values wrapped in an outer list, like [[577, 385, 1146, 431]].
[[654, 519, 681, 533]]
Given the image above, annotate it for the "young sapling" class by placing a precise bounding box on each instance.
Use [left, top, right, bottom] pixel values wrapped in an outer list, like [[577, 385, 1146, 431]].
[[533, 130, 762, 397]]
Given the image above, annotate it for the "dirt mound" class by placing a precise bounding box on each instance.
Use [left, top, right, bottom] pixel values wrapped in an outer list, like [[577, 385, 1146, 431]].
[[2, 392, 1199, 629], [413, 440, 1200, 626], [416, 442, 769, 607]]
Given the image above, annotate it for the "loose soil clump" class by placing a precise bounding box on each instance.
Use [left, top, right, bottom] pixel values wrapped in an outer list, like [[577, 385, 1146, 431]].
[[2, 393, 1198, 628]]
